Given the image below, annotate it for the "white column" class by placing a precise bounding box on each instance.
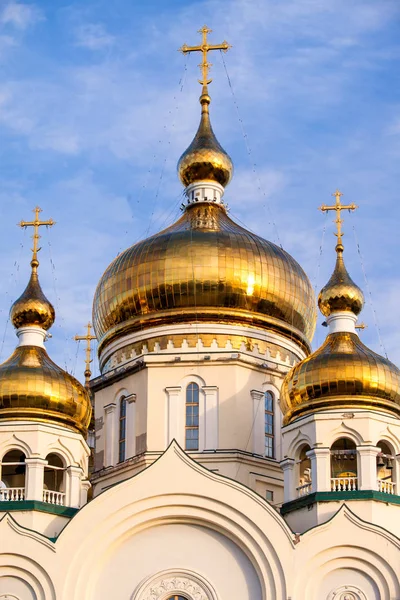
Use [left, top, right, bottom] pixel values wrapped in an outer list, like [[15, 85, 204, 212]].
[[66, 465, 83, 508], [166, 386, 183, 446], [25, 457, 46, 502], [307, 448, 331, 492], [357, 445, 380, 491], [104, 402, 117, 467], [280, 458, 296, 503], [80, 479, 91, 507], [126, 393, 137, 458], [251, 390, 264, 455], [202, 386, 218, 450]]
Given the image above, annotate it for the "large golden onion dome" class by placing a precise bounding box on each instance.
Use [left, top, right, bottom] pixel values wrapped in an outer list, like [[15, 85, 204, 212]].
[[178, 89, 233, 188], [10, 260, 55, 330], [318, 244, 364, 317], [0, 345, 91, 434], [0, 212, 91, 436], [281, 232, 400, 425], [93, 202, 316, 353]]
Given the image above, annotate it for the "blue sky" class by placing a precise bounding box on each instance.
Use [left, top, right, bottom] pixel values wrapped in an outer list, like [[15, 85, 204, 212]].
[[0, 0, 399, 380]]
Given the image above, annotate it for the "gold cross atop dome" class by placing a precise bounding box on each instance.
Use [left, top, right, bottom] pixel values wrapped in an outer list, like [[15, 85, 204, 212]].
[[179, 25, 231, 87], [18, 206, 55, 268], [74, 322, 96, 386], [319, 190, 358, 249]]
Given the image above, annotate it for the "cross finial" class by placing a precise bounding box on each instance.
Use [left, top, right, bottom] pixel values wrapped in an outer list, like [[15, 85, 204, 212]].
[[74, 322, 96, 387], [319, 190, 358, 250], [179, 25, 231, 88], [18, 206, 55, 269]]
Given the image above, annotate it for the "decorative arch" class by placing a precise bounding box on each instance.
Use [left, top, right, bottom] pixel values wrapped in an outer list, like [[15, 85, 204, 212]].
[[44, 438, 75, 467], [0, 435, 32, 460], [287, 430, 313, 458], [328, 423, 364, 448], [132, 569, 218, 600]]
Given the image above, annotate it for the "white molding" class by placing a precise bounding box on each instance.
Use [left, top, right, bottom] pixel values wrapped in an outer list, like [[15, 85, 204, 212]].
[[132, 568, 218, 600]]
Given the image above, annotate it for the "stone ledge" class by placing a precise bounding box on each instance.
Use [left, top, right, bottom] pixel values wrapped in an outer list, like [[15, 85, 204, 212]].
[[281, 490, 400, 515], [0, 500, 78, 517]]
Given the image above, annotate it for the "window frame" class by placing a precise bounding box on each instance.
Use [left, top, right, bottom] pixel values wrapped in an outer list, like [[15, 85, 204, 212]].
[[264, 390, 274, 459], [118, 396, 127, 463], [185, 382, 199, 451]]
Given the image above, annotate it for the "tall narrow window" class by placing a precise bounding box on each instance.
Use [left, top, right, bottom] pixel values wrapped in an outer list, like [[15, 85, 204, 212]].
[[264, 391, 274, 458], [119, 396, 127, 463], [185, 382, 199, 451]]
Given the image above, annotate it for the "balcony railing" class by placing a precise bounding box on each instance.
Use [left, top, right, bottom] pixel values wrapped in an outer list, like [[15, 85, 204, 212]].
[[296, 482, 312, 497], [43, 490, 66, 505], [377, 479, 396, 495], [331, 476, 358, 492], [0, 487, 25, 501]]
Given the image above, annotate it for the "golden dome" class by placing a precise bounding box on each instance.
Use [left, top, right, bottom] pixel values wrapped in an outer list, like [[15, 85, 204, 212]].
[[93, 203, 317, 354], [178, 90, 233, 188], [0, 345, 91, 434], [280, 331, 400, 425], [318, 245, 364, 317], [10, 262, 55, 330]]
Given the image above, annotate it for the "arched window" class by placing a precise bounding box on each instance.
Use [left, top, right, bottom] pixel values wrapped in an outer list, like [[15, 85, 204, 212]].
[[167, 597, 189, 600], [264, 391, 274, 458], [377, 440, 395, 494], [330, 438, 357, 491], [297, 444, 312, 496], [119, 396, 127, 463], [185, 382, 199, 451], [44, 453, 66, 505], [0, 450, 26, 501]]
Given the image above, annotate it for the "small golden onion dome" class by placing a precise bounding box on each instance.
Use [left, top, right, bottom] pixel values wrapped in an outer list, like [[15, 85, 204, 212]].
[[178, 90, 233, 188], [93, 203, 317, 354], [0, 345, 91, 434], [280, 331, 400, 425], [318, 245, 364, 317], [10, 263, 55, 330]]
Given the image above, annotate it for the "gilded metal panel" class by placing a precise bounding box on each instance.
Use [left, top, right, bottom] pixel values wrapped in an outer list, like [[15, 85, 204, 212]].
[[93, 203, 317, 353], [281, 332, 400, 424], [0, 345, 91, 434]]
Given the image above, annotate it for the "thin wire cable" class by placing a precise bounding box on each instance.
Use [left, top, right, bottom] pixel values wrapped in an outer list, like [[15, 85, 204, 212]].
[[220, 51, 282, 248], [46, 228, 73, 372], [352, 225, 387, 358], [0, 229, 26, 361], [142, 59, 189, 240], [234, 390, 263, 481], [72, 339, 80, 378]]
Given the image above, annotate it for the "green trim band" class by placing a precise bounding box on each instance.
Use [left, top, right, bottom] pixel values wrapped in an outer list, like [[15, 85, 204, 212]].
[[0, 500, 78, 517], [281, 490, 400, 515]]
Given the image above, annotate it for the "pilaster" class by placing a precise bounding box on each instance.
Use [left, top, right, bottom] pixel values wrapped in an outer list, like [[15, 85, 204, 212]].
[[202, 386, 218, 450], [126, 393, 137, 458], [25, 457, 47, 502], [307, 448, 331, 492], [251, 390, 264, 455], [166, 386, 183, 446], [280, 458, 296, 503], [357, 445, 380, 491], [104, 402, 117, 467], [67, 465, 83, 508]]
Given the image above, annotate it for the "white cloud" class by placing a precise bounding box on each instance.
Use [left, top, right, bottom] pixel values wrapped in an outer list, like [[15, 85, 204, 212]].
[[0, 1, 42, 30], [74, 23, 115, 50]]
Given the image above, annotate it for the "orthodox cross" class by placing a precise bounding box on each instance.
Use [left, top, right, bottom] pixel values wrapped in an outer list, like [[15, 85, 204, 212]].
[[74, 322, 96, 386], [319, 190, 358, 247], [179, 25, 231, 86], [18, 206, 55, 266]]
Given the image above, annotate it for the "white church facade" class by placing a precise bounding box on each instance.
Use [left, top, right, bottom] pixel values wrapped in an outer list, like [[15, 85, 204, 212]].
[[0, 27, 399, 600]]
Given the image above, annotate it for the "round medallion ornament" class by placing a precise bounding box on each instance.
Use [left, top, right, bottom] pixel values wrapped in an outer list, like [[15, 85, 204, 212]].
[[133, 569, 217, 600], [328, 585, 367, 600]]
